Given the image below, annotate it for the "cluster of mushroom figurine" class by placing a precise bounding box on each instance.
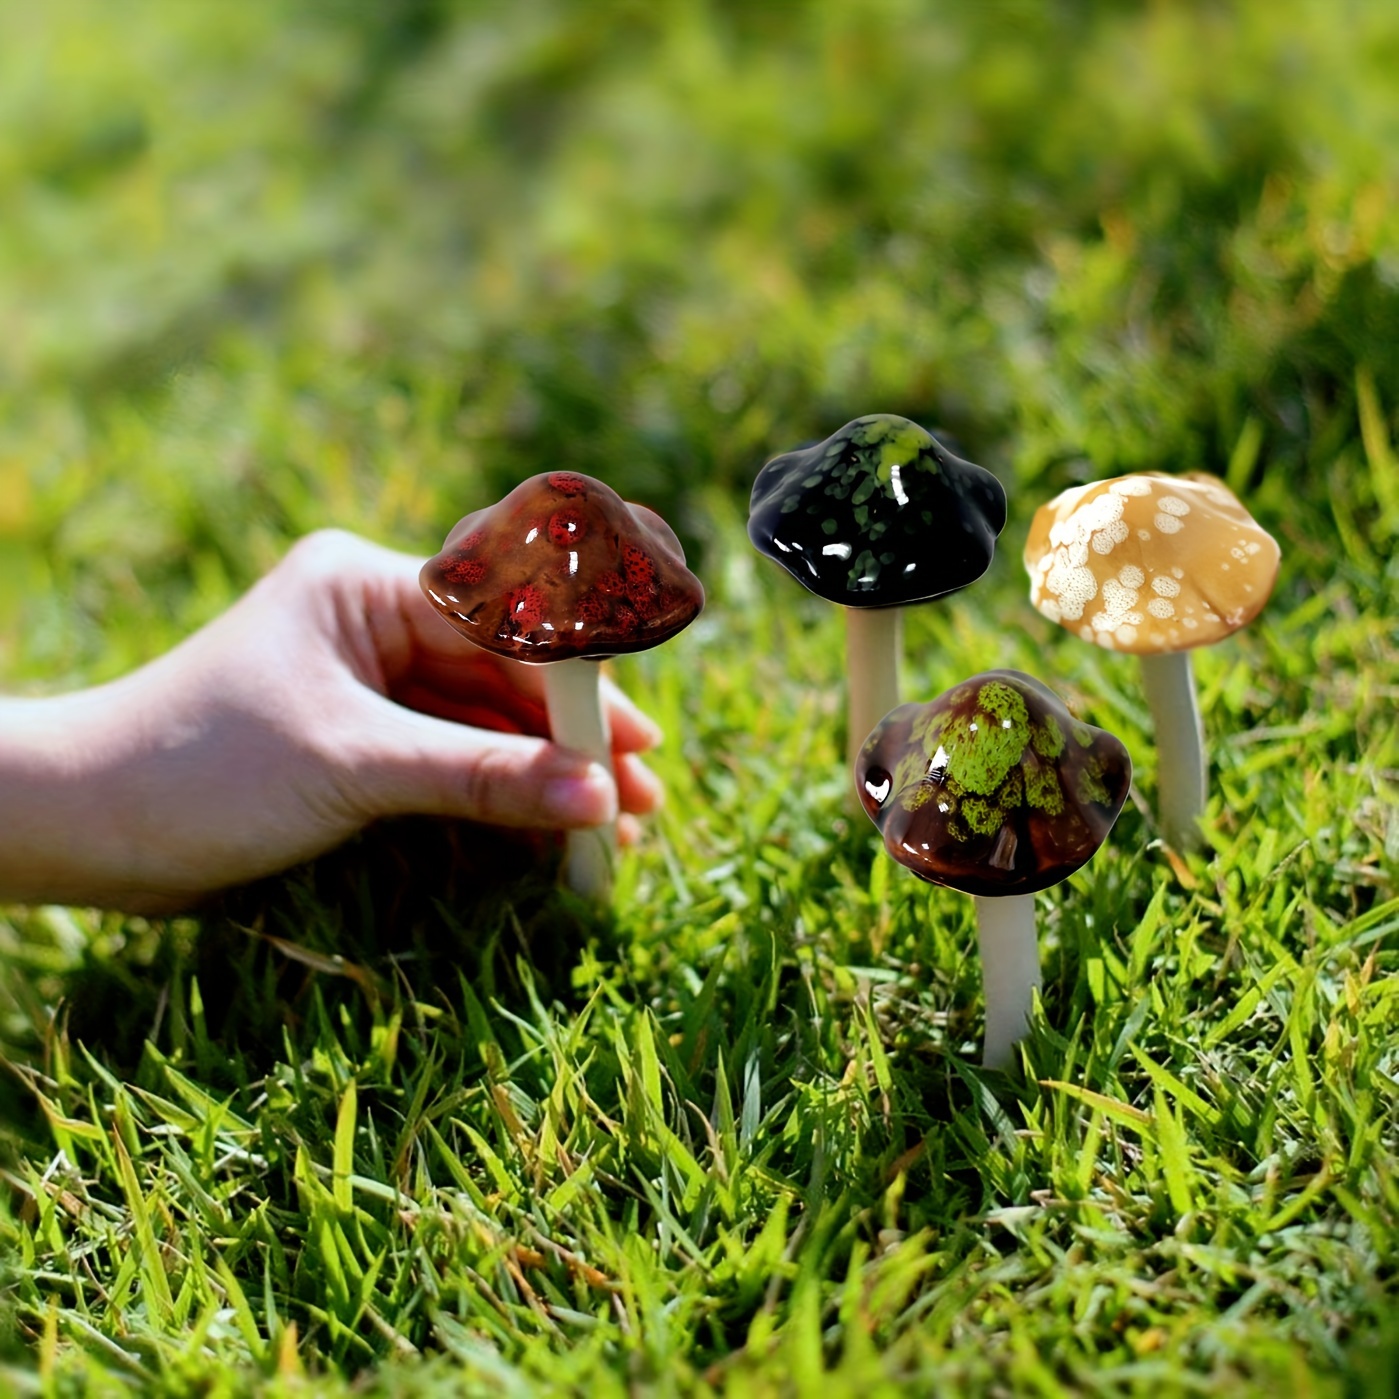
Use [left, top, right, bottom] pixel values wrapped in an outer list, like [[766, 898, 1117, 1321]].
[[420, 416, 1280, 1069]]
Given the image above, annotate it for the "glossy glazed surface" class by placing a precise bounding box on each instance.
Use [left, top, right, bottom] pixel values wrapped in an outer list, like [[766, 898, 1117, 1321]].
[[420, 472, 704, 661], [856, 670, 1130, 896], [747, 414, 1006, 607], [1024, 471, 1280, 654]]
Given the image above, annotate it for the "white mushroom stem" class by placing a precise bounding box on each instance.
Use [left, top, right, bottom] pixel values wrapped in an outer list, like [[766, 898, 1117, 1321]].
[[845, 605, 902, 776], [973, 892, 1041, 1070], [1137, 649, 1206, 853], [541, 658, 615, 899]]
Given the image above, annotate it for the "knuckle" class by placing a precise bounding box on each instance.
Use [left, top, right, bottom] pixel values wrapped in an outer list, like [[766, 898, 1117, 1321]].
[[459, 745, 550, 828], [458, 748, 514, 824], [281, 528, 364, 586], [453, 750, 493, 819]]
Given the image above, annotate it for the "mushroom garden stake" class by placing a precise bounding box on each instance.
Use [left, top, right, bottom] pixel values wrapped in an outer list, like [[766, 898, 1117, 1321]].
[[855, 670, 1131, 1069], [748, 414, 1006, 776], [421, 471, 704, 898], [1024, 472, 1279, 853]]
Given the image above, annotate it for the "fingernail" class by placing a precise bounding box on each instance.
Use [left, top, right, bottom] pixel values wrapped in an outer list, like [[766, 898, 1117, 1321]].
[[544, 763, 618, 826]]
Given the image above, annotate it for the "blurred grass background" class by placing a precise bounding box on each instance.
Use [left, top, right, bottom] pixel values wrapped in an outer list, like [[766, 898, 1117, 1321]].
[[3, 0, 1398, 685]]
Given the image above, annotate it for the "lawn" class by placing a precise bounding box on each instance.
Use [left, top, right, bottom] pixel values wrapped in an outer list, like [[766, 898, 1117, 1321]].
[[2, 2, 1397, 1394]]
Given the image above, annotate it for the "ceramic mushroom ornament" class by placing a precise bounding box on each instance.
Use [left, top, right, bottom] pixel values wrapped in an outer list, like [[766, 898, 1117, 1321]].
[[748, 414, 1006, 774], [856, 670, 1131, 1069], [421, 471, 704, 898], [1024, 472, 1279, 853]]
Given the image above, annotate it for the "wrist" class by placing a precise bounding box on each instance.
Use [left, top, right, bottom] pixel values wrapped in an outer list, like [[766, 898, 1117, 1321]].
[[0, 680, 156, 908]]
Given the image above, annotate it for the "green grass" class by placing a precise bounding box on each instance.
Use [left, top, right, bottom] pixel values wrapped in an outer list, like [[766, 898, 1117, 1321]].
[[3, 1, 1399, 1394], [3, 491, 1395, 1396]]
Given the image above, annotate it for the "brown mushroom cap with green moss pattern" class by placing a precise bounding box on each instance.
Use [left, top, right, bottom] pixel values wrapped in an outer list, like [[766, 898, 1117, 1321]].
[[855, 670, 1131, 897]]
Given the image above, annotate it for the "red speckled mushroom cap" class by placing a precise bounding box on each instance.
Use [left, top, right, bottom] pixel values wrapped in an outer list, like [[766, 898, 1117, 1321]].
[[420, 472, 705, 662]]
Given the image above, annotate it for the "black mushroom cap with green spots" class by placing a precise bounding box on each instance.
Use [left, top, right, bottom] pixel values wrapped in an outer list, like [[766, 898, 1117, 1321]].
[[747, 414, 1007, 607], [855, 670, 1131, 897]]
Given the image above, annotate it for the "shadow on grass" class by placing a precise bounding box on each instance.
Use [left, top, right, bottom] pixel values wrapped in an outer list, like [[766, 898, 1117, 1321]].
[[50, 818, 621, 1088]]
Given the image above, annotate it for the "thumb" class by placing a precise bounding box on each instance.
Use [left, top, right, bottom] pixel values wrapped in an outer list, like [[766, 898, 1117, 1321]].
[[350, 694, 618, 830]]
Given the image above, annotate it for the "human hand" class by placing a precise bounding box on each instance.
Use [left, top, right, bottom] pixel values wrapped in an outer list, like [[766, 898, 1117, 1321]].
[[0, 530, 664, 913]]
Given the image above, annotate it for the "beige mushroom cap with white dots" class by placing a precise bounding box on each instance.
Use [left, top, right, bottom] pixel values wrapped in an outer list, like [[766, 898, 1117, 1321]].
[[1024, 472, 1281, 654]]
